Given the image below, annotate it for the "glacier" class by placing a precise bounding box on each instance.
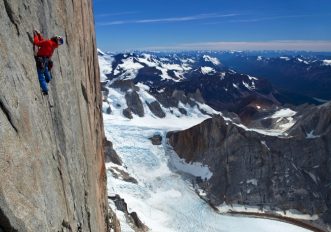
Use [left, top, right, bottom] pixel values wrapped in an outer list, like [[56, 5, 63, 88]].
[[104, 114, 312, 232]]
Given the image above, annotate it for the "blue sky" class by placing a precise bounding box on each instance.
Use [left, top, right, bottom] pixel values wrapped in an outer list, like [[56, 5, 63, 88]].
[[93, 0, 331, 51]]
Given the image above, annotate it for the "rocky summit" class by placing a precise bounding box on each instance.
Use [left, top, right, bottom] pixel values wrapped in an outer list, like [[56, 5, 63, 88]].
[[0, 0, 109, 231], [168, 102, 331, 231]]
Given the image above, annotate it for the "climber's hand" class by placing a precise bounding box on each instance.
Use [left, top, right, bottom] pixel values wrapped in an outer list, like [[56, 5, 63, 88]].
[[33, 29, 40, 36]]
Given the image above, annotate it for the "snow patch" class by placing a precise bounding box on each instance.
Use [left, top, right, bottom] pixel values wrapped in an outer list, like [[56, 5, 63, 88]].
[[280, 56, 290, 61], [248, 75, 258, 81], [306, 130, 320, 139], [247, 179, 258, 186], [297, 58, 309, 64], [201, 66, 216, 75], [219, 72, 226, 79], [137, 85, 157, 104], [261, 141, 270, 151], [157, 88, 165, 93], [243, 81, 255, 90], [313, 97, 328, 103], [169, 153, 213, 180], [271, 108, 296, 118], [218, 203, 319, 221]]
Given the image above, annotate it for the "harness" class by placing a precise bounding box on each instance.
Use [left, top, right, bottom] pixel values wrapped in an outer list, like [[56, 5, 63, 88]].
[[35, 57, 53, 71]]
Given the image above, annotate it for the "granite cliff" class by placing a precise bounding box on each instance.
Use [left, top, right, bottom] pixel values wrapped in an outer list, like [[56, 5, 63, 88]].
[[0, 0, 109, 231]]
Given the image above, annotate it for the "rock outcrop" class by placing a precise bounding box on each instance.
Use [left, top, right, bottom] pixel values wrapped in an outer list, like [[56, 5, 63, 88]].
[[149, 133, 163, 145], [0, 0, 108, 231], [108, 195, 148, 232], [104, 138, 122, 165], [168, 102, 331, 231]]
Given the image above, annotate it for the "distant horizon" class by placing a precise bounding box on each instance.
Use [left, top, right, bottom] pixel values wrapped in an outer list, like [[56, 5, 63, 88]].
[[98, 46, 331, 54]]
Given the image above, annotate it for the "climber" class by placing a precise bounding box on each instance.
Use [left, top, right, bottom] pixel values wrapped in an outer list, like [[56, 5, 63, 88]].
[[33, 30, 64, 95]]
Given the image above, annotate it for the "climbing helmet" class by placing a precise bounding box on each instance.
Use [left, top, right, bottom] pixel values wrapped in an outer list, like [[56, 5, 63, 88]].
[[54, 35, 64, 45]]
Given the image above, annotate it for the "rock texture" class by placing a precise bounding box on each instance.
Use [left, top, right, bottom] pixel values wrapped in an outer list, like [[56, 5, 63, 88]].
[[168, 102, 331, 231], [0, 0, 109, 231]]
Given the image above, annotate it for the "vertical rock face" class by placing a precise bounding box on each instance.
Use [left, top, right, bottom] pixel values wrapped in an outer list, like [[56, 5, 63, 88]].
[[0, 0, 108, 231]]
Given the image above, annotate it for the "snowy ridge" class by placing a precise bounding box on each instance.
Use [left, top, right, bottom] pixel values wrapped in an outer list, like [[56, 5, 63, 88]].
[[99, 50, 224, 83]]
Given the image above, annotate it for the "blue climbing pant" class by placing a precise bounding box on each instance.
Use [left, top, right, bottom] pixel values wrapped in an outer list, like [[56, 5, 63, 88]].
[[36, 57, 52, 93]]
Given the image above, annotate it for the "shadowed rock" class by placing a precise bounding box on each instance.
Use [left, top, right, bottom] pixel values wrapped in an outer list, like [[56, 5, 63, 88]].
[[168, 102, 331, 230], [125, 91, 144, 117], [104, 138, 122, 165], [146, 101, 166, 118], [123, 108, 133, 119]]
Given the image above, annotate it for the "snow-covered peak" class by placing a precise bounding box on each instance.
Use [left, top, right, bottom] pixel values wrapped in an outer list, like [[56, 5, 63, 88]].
[[201, 66, 216, 75], [203, 55, 221, 65], [297, 58, 309, 64], [280, 56, 290, 61], [98, 50, 114, 82], [102, 52, 227, 84], [114, 57, 144, 80], [97, 48, 105, 56], [323, 60, 331, 66]]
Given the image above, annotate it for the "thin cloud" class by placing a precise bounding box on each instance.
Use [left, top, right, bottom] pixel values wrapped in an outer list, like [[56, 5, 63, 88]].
[[202, 13, 331, 25], [97, 13, 239, 26], [142, 40, 331, 52], [228, 14, 331, 23], [95, 11, 139, 17]]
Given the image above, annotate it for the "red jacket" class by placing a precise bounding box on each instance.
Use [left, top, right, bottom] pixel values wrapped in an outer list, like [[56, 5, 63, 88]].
[[34, 34, 58, 58]]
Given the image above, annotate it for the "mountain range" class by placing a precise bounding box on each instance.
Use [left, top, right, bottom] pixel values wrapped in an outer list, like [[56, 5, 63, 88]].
[[99, 49, 331, 231]]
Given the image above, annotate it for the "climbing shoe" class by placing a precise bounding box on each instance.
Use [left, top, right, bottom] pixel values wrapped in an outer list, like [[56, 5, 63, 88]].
[[42, 91, 48, 96]]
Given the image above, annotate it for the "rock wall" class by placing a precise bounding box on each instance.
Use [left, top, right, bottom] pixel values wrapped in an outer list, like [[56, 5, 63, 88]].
[[0, 0, 108, 231], [168, 103, 331, 231]]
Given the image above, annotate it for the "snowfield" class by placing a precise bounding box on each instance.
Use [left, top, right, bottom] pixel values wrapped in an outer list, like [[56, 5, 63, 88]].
[[104, 114, 312, 232]]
